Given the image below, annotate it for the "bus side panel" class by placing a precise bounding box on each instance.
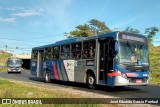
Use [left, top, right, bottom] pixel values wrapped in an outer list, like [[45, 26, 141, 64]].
[[63, 60, 75, 81], [45, 60, 70, 81], [74, 59, 95, 83], [44, 60, 54, 79], [74, 60, 85, 83], [49, 60, 65, 81], [58, 60, 69, 81], [30, 61, 37, 77], [55, 60, 63, 80]]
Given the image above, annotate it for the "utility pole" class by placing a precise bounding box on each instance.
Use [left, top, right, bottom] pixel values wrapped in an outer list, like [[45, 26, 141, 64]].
[[5, 45, 7, 51]]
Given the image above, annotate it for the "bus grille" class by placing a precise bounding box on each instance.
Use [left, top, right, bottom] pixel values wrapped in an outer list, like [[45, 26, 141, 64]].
[[128, 78, 148, 83]]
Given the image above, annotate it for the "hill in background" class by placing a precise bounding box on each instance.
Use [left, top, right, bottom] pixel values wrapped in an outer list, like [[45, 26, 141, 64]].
[[0, 50, 12, 71], [149, 46, 160, 84]]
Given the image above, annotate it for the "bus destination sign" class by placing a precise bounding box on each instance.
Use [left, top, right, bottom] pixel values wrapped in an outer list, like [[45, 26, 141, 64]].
[[119, 34, 146, 42]]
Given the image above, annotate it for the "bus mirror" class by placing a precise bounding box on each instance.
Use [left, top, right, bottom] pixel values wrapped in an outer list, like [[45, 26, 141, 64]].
[[7, 61, 9, 64], [114, 41, 119, 55]]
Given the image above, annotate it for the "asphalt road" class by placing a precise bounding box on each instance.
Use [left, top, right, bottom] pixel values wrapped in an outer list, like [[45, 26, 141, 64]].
[[0, 70, 160, 99]]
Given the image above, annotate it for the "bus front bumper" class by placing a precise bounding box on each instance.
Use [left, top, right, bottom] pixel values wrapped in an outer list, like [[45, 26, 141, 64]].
[[114, 76, 149, 86], [8, 68, 21, 72]]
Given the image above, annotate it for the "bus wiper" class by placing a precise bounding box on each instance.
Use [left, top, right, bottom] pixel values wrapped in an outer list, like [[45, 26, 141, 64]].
[[139, 44, 144, 49]]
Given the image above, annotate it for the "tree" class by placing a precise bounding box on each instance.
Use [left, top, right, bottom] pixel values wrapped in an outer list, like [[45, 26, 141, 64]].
[[69, 24, 94, 38], [145, 27, 159, 43], [66, 19, 111, 38], [124, 26, 140, 34], [89, 19, 111, 35]]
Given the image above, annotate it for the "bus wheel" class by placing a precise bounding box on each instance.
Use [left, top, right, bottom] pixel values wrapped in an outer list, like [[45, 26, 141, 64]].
[[86, 74, 95, 89], [45, 72, 51, 83]]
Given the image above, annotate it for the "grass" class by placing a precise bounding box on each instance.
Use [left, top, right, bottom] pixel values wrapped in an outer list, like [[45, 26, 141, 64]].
[[0, 52, 12, 71], [0, 79, 82, 98], [0, 79, 115, 107], [0, 79, 148, 107], [149, 46, 160, 84]]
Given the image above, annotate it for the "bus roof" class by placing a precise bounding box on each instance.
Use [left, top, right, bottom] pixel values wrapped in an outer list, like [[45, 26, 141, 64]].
[[8, 57, 22, 60], [32, 32, 117, 50], [32, 31, 147, 50]]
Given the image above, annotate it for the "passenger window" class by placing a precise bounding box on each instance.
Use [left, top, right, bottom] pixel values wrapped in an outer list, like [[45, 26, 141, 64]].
[[32, 50, 38, 61], [71, 43, 81, 59], [44, 47, 51, 60], [83, 41, 95, 59], [52, 46, 60, 59], [61, 45, 70, 59]]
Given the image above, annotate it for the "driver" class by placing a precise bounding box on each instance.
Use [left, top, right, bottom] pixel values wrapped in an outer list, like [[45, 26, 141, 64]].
[[130, 48, 137, 64]]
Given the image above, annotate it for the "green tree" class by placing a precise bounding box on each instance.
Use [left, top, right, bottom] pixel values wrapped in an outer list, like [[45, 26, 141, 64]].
[[69, 24, 93, 38], [124, 26, 140, 34], [66, 19, 111, 38], [145, 27, 159, 46], [89, 19, 111, 35]]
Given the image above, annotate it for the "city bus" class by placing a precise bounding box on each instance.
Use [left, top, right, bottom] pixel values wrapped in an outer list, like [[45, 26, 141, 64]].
[[7, 57, 23, 73], [30, 31, 150, 88]]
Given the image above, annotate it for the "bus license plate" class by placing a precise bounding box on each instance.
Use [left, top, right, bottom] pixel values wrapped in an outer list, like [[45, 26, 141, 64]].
[[136, 79, 142, 83]]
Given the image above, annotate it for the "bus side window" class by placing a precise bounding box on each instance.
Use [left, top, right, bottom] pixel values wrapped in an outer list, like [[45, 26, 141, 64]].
[[44, 47, 51, 60], [32, 50, 38, 61], [83, 41, 95, 59], [52, 47, 54, 59], [52, 46, 60, 59], [44, 49, 46, 60], [71, 43, 81, 59], [61, 45, 70, 59]]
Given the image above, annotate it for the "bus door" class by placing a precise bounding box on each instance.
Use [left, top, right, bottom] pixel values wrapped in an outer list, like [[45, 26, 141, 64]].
[[36, 50, 44, 77], [99, 40, 114, 86]]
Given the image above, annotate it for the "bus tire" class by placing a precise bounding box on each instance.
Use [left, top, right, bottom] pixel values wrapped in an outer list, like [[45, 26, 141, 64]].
[[86, 74, 95, 89], [45, 72, 51, 83]]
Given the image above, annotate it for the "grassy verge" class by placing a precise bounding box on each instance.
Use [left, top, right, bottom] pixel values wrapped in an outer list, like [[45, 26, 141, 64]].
[[0, 67, 7, 72], [0, 53, 12, 71], [0, 79, 122, 107], [149, 46, 160, 84]]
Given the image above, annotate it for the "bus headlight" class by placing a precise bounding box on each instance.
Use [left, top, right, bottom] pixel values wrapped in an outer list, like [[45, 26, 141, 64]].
[[117, 70, 121, 75], [8, 68, 11, 71], [121, 73, 127, 79], [117, 70, 127, 79]]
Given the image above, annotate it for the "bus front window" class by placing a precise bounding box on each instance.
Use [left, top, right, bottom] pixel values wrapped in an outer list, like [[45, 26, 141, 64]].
[[118, 41, 149, 65], [8, 60, 22, 67]]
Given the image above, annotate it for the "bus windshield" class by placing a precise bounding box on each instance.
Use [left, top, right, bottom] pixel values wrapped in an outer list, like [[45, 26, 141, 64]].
[[7, 59, 22, 67], [118, 41, 149, 65]]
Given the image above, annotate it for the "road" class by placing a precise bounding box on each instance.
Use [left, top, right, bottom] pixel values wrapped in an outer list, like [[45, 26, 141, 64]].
[[0, 70, 160, 99]]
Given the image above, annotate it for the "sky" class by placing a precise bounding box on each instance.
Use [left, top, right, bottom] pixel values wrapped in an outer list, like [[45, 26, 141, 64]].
[[0, 0, 160, 54]]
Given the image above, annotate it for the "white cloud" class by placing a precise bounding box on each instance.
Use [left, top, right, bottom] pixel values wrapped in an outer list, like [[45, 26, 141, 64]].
[[12, 9, 42, 17], [0, 18, 16, 23], [6, 7, 16, 11]]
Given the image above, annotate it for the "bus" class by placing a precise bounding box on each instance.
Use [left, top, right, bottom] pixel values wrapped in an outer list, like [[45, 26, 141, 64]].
[[30, 31, 150, 88], [7, 57, 23, 73]]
